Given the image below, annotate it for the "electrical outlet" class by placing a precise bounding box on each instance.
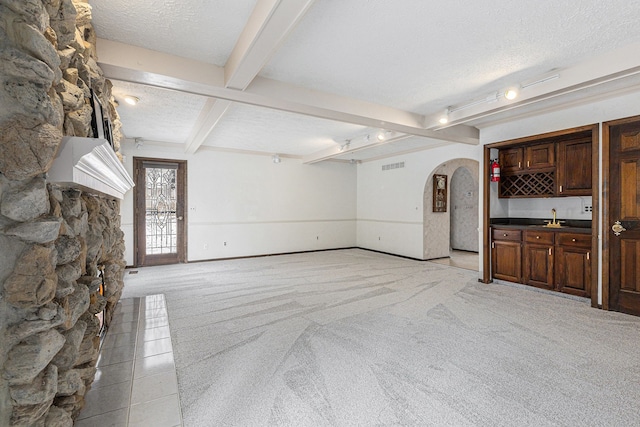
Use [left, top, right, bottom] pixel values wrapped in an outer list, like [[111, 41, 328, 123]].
[[584, 205, 593, 213]]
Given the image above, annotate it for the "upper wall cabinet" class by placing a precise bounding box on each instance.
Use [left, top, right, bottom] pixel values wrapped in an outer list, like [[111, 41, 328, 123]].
[[556, 137, 592, 196], [496, 128, 593, 198], [499, 142, 555, 174]]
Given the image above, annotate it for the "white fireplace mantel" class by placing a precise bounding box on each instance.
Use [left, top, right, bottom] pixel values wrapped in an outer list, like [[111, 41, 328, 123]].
[[48, 137, 134, 199]]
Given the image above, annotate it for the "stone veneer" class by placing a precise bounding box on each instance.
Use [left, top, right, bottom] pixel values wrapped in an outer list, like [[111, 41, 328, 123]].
[[0, 1, 126, 425]]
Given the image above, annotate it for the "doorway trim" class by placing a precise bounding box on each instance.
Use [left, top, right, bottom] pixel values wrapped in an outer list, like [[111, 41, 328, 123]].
[[482, 124, 599, 309], [601, 114, 640, 311], [423, 158, 479, 260], [133, 157, 188, 266]]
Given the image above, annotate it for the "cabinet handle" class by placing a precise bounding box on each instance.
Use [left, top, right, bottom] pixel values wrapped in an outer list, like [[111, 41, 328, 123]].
[[492, 242, 495, 249], [559, 185, 563, 193], [518, 161, 521, 168], [536, 236, 540, 239], [527, 160, 530, 168], [503, 233, 508, 237], [587, 252, 590, 260], [572, 238, 576, 242], [548, 248, 552, 256]]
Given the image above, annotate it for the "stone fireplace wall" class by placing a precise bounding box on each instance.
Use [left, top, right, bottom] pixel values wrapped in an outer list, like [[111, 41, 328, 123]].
[[0, 1, 126, 425]]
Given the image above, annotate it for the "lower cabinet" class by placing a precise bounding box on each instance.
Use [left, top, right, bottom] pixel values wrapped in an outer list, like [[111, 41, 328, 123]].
[[491, 228, 522, 283], [491, 227, 591, 296], [555, 233, 592, 297], [523, 231, 554, 290]]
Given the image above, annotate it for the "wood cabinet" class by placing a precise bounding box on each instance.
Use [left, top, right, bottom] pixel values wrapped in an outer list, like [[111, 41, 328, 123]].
[[491, 226, 592, 296], [555, 233, 592, 297], [497, 133, 591, 198], [523, 230, 555, 290], [491, 228, 522, 283], [556, 138, 592, 196], [499, 147, 524, 173], [498, 142, 555, 174], [526, 143, 555, 170]]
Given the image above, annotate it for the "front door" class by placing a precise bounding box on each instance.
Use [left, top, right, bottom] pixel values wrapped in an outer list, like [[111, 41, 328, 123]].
[[605, 117, 640, 316], [134, 158, 187, 266]]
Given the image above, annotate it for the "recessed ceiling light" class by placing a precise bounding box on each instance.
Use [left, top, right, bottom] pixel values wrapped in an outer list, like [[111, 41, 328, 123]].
[[124, 95, 139, 106]]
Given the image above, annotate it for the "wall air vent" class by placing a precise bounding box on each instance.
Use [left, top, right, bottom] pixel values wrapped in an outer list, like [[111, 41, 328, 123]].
[[382, 161, 405, 171]]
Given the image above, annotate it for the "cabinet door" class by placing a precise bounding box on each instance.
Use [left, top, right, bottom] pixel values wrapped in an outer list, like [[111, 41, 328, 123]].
[[492, 240, 522, 283], [556, 246, 591, 297], [557, 138, 592, 196], [499, 147, 524, 173], [525, 142, 555, 170], [523, 244, 554, 290]]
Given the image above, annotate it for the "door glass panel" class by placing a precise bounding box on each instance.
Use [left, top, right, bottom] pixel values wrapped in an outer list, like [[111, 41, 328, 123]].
[[145, 166, 177, 255]]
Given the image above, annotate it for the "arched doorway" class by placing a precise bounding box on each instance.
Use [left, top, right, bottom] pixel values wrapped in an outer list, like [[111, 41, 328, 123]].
[[423, 158, 479, 270], [450, 166, 478, 252]]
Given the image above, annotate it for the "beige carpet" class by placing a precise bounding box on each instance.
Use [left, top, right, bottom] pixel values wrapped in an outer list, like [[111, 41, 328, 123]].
[[123, 249, 640, 427]]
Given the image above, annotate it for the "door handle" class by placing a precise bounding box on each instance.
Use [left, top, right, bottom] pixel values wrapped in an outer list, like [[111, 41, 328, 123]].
[[177, 216, 183, 221], [612, 220, 626, 236]]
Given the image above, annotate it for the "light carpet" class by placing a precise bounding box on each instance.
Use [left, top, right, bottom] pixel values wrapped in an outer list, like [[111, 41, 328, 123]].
[[122, 249, 640, 427]]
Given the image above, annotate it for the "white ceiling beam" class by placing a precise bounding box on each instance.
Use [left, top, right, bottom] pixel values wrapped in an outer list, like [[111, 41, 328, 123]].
[[225, 0, 315, 90], [97, 38, 479, 146], [303, 133, 412, 164], [184, 98, 232, 154], [185, 0, 315, 154], [426, 41, 640, 129], [301, 125, 477, 163]]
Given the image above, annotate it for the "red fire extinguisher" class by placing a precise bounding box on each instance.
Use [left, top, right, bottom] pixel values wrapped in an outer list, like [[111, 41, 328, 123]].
[[490, 159, 500, 182]]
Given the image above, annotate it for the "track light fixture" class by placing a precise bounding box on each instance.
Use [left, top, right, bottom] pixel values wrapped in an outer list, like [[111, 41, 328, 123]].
[[272, 154, 281, 163], [504, 86, 520, 100], [438, 108, 450, 125]]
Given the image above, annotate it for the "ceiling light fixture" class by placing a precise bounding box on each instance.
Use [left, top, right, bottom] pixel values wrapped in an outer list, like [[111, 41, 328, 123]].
[[504, 86, 520, 100], [438, 109, 450, 125], [376, 130, 387, 142], [272, 154, 281, 164], [124, 95, 139, 106]]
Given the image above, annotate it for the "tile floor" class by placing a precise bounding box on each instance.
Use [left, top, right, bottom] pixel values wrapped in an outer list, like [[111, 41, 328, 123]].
[[76, 294, 183, 427], [428, 249, 479, 271]]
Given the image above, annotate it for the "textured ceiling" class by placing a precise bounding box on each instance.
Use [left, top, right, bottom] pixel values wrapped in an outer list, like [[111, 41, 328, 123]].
[[91, 0, 256, 66], [89, 0, 640, 162], [262, 0, 640, 114], [201, 103, 367, 156]]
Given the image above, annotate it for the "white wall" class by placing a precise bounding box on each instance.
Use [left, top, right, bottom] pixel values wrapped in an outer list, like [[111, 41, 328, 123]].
[[356, 142, 482, 259], [120, 142, 357, 265]]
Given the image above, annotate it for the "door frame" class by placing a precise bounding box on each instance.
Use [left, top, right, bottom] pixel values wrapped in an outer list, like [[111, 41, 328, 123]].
[[482, 124, 599, 309], [601, 114, 640, 311], [133, 157, 188, 267]]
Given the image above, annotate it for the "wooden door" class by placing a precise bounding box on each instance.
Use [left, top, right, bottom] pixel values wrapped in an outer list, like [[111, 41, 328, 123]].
[[605, 118, 640, 316], [134, 158, 187, 266]]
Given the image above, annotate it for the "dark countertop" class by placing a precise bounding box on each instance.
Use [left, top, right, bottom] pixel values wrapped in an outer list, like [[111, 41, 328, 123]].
[[490, 217, 592, 234]]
